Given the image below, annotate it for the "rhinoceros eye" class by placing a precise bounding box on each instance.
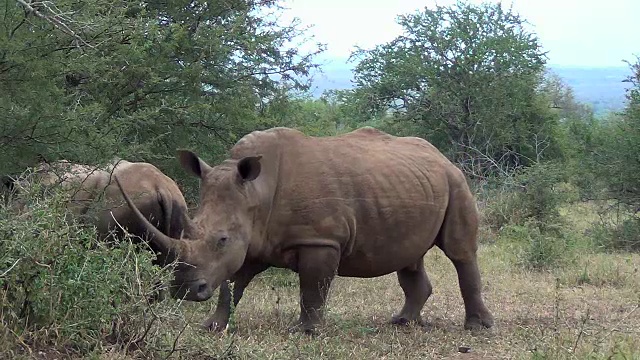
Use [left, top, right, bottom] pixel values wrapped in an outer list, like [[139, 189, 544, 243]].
[[217, 235, 229, 245]]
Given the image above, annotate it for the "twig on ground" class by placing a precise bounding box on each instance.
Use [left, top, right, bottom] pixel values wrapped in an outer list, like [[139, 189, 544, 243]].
[[163, 322, 189, 360], [0, 258, 21, 277], [601, 305, 639, 340]]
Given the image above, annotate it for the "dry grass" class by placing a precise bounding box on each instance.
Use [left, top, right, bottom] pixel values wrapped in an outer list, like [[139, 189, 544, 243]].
[[8, 199, 640, 359], [94, 243, 640, 360]]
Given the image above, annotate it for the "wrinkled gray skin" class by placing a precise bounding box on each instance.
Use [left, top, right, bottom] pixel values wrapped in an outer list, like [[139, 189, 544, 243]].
[[117, 127, 494, 334]]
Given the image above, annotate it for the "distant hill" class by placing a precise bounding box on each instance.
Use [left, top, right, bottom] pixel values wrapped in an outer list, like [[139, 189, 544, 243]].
[[307, 57, 633, 116], [548, 66, 632, 115]]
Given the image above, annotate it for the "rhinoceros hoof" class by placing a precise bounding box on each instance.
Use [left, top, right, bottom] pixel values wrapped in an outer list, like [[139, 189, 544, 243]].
[[464, 313, 494, 330], [201, 319, 227, 332], [287, 322, 319, 336], [390, 315, 425, 326]]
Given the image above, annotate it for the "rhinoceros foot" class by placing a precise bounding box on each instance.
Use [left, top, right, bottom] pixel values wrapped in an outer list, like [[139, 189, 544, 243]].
[[287, 321, 319, 336], [463, 310, 494, 330], [201, 316, 228, 332], [390, 315, 426, 327]]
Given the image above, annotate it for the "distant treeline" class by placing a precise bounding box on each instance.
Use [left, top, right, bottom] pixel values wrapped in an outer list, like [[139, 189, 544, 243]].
[[310, 61, 633, 116]]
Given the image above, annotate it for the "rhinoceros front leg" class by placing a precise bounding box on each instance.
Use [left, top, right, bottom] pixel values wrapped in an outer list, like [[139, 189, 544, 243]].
[[290, 246, 340, 335], [202, 262, 269, 332]]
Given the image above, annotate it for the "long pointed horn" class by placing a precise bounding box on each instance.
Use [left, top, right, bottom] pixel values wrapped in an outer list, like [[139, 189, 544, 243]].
[[114, 175, 181, 254]]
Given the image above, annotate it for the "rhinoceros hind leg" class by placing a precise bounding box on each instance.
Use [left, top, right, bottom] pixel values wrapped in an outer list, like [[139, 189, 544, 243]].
[[437, 185, 494, 330], [451, 259, 494, 330], [290, 246, 339, 335], [391, 257, 432, 326]]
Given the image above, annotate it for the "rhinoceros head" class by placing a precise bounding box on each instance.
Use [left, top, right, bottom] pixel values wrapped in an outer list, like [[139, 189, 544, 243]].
[[115, 150, 263, 302]]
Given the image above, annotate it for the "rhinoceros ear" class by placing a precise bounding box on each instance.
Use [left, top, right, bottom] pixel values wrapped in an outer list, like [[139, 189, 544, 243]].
[[237, 156, 262, 182], [177, 150, 211, 179]]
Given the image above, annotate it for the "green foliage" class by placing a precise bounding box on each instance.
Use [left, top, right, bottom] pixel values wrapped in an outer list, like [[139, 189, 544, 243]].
[[498, 221, 578, 270], [589, 57, 640, 209], [515, 162, 572, 226], [614, 217, 640, 251], [538, 71, 595, 123], [0, 176, 177, 356], [0, 0, 638, 356], [554, 116, 602, 200], [261, 95, 347, 136], [554, 56, 640, 252], [480, 161, 583, 269], [0, 0, 323, 197], [589, 216, 640, 252], [482, 161, 571, 231], [479, 181, 527, 232], [339, 1, 553, 176]]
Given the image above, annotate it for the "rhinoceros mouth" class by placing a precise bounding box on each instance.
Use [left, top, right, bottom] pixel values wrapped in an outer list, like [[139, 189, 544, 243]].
[[171, 278, 213, 301]]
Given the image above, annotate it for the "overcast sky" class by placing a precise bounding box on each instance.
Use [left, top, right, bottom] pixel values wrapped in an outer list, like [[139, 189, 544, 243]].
[[280, 0, 640, 68]]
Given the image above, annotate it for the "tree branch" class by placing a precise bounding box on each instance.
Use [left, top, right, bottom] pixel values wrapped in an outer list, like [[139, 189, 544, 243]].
[[15, 0, 94, 49]]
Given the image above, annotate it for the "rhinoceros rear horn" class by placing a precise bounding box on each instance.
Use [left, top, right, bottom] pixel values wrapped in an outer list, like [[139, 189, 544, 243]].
[[113, 175, 183, 255]]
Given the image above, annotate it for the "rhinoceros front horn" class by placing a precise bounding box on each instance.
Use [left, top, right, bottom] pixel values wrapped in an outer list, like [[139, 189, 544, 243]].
[[113, 175, 184, 256]]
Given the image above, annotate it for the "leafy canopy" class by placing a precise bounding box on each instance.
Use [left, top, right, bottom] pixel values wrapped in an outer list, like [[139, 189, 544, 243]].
[[0, 0, 323, 183], [340, 1, 552, 177]]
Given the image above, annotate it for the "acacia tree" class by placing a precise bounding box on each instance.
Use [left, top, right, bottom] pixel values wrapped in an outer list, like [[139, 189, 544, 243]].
[[594, 57, 640, 208], [340, 1, 552, 177], [0, 0, 323, 183]]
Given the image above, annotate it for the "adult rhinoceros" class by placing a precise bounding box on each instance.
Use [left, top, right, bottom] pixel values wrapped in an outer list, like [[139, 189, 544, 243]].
[[7, 159, 191, 266], [116, 126, 494, 334]]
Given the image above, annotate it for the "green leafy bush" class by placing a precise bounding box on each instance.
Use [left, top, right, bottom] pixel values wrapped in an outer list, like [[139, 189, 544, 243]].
[[0, 177, 179, 357], [498, 221, 580, 270], [479, 162, 587, 269], [589, 216, 640, 252], [482, 161, 572, 230]]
